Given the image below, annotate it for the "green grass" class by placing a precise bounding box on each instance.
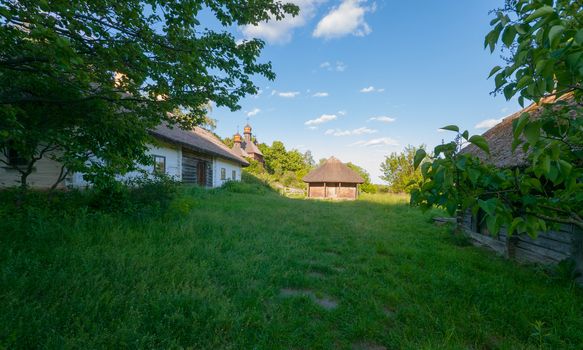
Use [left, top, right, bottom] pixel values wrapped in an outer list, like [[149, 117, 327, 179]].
[[1, 186, 582, 349]]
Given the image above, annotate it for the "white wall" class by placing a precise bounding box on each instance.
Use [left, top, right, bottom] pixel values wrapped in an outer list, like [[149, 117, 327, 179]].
[[70, 142, 182, 187], [213, 158, 242, 188]]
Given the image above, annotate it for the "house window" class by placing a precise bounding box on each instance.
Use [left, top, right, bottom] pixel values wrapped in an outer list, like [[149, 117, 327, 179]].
[[220, 168, 226, 180], [232, 170, 236, 180], [153, 155, 166, 174], [5, 147, 28, 167]]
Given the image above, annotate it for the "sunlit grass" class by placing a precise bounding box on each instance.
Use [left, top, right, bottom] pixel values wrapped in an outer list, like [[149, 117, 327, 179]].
[[0, 186, 582, 349]]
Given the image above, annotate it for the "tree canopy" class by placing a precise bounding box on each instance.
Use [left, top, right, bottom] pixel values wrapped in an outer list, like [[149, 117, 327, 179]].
[[380, 145, 424, 193], [0, 0, 297, 188], [411, 0, 583, 236]]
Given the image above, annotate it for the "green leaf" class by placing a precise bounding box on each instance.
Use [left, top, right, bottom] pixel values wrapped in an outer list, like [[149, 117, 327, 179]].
[[575, 29, 583, 44], [516, 75, 532, 90], [525, 6, 554, 22], [461, 130, 469, 141], [502, 25, 517, 47], [469, 135, 490, 155], [513, 113, 529, 138], [558, 159, 573, 176], [548, 25, 564, 45], [542, 154, 551, 174], [524, 120, 541, 144], [413, 148, 426, 170], [440, 125, 459, 132], [488, 66, 502, 79], [478, 198, 497, 217], [509, 217, 524, 235]]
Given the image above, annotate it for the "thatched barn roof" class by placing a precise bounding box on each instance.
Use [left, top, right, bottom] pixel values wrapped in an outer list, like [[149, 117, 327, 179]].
[[303, 157, 364, 183], [460, 94, 573, 168], [151, 124, 249, 166]]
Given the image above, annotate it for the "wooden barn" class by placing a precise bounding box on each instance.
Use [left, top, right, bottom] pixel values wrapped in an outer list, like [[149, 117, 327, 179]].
[[303, 157, 364, 200], [460, 96, 582, 282]]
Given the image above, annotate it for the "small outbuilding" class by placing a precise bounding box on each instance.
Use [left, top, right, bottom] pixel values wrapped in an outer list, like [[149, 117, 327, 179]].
[[303, 157, 364, 200]]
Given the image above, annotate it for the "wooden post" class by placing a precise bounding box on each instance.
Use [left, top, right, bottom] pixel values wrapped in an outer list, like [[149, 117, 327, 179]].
[[324, 182, 327, 198], [307, 183, 310, 198]]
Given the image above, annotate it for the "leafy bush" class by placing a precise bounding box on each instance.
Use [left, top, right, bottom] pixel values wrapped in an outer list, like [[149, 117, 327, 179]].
[[219, 180, 271, 195]]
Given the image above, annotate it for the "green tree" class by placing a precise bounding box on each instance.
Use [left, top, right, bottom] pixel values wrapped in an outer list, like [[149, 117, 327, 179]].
[[380, 145, 424, 193], [0, 0, 297, 188], [346, 162, 376, 194], [411, 0, 583, 237]]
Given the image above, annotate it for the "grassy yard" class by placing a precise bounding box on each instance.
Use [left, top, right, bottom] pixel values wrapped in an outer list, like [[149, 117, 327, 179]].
[[1, 184, 582, 349]]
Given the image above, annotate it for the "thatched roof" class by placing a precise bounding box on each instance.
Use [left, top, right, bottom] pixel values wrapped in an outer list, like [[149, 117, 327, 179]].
[[151, 124, 249, 166], [460, 94, 573, 168], [303, 157, 364, 183]]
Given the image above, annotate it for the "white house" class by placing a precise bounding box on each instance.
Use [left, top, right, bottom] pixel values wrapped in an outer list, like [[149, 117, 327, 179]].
[[1, 124, 249, 189]]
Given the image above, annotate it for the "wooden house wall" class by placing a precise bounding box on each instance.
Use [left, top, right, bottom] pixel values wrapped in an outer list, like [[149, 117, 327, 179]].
[[338, 184, 357, 199], [0, 151, 67, 189], [307, 182, 358, 200], [182, 149, 213, 187], [462, 211, 581, 267]]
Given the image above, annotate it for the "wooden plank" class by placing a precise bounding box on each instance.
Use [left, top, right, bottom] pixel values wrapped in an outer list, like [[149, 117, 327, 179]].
[[465, 230, 506, 256], [516, 234, 573, 255], [514, 239, 570, 264]]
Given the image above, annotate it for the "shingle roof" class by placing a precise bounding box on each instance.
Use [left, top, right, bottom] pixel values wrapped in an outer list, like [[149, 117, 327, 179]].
[[303, 157, 364, 183], [151, 124, 249, 166], [231, 142, 250, 158], [244, 140, 263, 156], [460, 94, 573, 168]]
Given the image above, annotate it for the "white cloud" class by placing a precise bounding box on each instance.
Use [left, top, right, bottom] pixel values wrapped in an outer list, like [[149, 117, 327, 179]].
[[312, 92, 329, 97], [325, 127, 377, 136], [360, 86, 383, 93], [368, 116, 396, 123], [320, 61, 347, 72], [335, 61, 347, 72], [277, 91, 300, 98], [308, 126, 318, 130], [242, 0, 323, 44], [475, 118, 503, 129], [313, 0, 373, 39], [305, 114, 338, 126], [352, 137, 399, 147], [338, 110, 347, 116], [246, 108, 261, 117]]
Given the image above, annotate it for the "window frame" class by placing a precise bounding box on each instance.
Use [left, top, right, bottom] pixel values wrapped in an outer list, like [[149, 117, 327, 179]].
[[220, 167, 226, 180], [152, 155, 166, 175], [232, 170, 236, 180]]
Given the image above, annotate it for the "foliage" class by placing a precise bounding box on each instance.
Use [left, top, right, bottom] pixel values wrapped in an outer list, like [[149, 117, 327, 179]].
[[411, 0, 583, 237], [1, 190, 583, 348], [346, 162, 376, 193], [0, 0, 297, 188], [380, 145, 425, 193], [486, 0, 583, 105], [246, 141, 314, 190]]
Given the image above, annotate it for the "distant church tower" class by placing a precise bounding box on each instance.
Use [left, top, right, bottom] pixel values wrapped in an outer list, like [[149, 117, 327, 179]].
[[231, 123, 264, 163]]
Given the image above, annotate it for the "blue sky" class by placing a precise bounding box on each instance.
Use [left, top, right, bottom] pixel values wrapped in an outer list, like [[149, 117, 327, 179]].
[[209, 0, 520, 183]]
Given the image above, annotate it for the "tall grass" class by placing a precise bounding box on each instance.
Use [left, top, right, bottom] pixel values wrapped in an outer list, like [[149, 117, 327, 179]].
[[0, 182, 582, 349]]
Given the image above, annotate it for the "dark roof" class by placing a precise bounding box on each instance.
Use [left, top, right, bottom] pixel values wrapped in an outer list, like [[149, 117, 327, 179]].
[[231, 142, 250, 158], [244, 140, 263, 156], [461, 94, 573, 168], [151, 124, 249, 166], [303, 157, 364, 183]]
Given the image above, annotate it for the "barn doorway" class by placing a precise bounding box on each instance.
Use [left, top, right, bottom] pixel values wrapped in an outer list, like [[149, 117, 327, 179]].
[[197, 161, 207, 186]]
